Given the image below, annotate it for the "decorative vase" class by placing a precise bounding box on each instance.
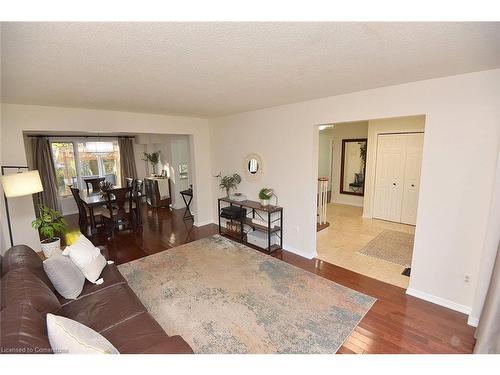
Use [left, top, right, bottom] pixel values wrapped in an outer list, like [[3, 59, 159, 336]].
[[151, 164, 157, 175], [260, 199, 270, 207], [41, 237, 61, 258]]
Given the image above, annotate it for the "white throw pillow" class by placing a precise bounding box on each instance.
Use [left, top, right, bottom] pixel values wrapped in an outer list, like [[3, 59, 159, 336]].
[[62, 234, 106, 283], [62, 234, 100, 269], [43, 254, 85, 299], [46, 313, 119, 354], [81, 252, 107, 283]]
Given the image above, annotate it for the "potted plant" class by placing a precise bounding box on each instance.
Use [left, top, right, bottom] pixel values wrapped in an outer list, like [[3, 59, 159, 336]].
[[142, 151, 160, 175], [31, 204, 69, 258], [217, 173, 241, 197], [259, 188, 274, 207]]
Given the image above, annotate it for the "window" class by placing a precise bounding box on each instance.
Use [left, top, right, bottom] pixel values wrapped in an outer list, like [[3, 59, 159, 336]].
[[51, 142, 77, 197], [50, 139, 121, 197], [179, 164, 189, 179]]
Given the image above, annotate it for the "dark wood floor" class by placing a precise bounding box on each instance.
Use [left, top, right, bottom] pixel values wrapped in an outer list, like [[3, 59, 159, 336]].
[[66, 206, 476, 354]]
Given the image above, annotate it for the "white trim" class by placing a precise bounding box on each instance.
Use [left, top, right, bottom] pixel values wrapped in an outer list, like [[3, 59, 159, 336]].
[[332, 199, 364, 208], [194, 219, 214, 227], [406, 288, 472, 315], [467, 316, 479, 327]]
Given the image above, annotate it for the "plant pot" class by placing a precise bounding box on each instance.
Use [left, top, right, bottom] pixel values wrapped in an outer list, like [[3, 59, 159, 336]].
[[260, 199, 270, 207], [41, 237, 61, 258]]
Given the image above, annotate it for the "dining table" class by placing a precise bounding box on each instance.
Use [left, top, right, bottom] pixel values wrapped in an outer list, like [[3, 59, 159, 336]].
[[80, 189, 144, 230]]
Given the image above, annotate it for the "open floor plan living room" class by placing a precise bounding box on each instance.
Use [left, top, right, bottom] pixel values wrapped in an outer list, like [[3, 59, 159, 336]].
[[0, 8, 499, 369]]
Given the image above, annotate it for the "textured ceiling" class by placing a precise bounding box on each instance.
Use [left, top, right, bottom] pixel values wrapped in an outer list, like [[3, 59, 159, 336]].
[[1, 22, 499, 117]]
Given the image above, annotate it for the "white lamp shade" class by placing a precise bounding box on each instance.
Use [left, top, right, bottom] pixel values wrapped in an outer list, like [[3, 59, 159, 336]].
[[1, 170, 44, 198]]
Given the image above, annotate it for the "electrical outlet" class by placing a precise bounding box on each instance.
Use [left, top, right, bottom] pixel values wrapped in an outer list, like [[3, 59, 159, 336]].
[[464, 274, 471, 283]]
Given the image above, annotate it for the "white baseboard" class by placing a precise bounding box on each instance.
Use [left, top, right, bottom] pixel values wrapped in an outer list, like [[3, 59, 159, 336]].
[[467, 316, 479, 327], [406, 288, 472, 315], [194, 219, 214, 227], [332, 199, 364, 208]]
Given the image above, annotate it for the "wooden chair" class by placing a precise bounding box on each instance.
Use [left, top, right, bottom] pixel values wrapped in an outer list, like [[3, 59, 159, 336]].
[[84, 177, 105, 194], [125, 177, 134, 188], [101, 186, 136, 239], [134, 179, 144, 195], [132, 179, 144, 225], [70, 186, 104, 237]]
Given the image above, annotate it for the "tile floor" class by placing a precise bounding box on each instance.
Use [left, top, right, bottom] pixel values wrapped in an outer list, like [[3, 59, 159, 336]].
[[316, 203, 415, 288]]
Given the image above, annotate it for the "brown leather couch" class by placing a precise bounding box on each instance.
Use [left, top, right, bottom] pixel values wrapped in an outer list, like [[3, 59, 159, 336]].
[[0, 245, 193, 354]]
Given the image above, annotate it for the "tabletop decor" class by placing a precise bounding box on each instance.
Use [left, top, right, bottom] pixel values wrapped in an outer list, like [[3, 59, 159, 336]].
[[216, 172, 241, 197], [142, 151, 160, 175], [99, 180, 113, 193], [259, 188, 274, 207]]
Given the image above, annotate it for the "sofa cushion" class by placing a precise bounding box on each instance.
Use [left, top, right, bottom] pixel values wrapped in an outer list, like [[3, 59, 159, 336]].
[[100, 311, 168, 353], [62, 284, 146, 333], [0, 304, 52, 354], [57, 263, 127, 305], [1, 245, 55, 291], [1, 268, 62, 315], [142, 336, 194, 354], [100, 311, 193, 354]]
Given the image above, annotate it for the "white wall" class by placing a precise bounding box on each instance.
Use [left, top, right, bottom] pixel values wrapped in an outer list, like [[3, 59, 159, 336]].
[[210, 69, 500, 315], [469, 148, 500, 326], [0, 104, 213, 251], [363, 115, 425, 218]]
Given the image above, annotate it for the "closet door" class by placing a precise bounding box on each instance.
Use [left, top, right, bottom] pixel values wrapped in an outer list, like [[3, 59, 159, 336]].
[[401, 133, 424, 225], [373, 134, 406, 222]]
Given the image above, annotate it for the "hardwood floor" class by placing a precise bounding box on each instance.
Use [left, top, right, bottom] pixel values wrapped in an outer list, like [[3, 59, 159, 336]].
[[65, 205, 475, 354]]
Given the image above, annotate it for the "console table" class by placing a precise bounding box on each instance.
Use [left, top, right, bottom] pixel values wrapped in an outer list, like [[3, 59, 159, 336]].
[[217, 197, 283, 253], [144, 177, 171, 208]]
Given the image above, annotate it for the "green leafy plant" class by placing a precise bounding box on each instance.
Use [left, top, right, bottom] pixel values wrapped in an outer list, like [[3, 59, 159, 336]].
[[142, 151, 160, 174], [259, 188, 274, 200], [217, 173, 241, 197], [31, 204, 68, 241]]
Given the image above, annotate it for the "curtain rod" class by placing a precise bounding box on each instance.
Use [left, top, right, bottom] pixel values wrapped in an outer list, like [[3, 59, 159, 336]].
[[26, 134, 135, 139]]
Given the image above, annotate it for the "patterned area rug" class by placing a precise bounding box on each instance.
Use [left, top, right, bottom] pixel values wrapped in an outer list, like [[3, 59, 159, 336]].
[[358, 230, 414, 267], [118, 235, 375, 354]]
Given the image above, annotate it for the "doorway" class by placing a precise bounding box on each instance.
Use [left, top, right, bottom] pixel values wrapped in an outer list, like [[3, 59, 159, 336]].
[[316, 115, 425, 289]]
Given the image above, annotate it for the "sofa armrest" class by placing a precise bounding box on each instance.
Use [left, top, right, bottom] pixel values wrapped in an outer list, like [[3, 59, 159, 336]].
[[141, 336, 194, 354]]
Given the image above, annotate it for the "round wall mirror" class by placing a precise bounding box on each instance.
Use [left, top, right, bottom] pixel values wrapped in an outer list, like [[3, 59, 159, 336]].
[[248, 158, 259, 174], [243, 153, 263, 181]]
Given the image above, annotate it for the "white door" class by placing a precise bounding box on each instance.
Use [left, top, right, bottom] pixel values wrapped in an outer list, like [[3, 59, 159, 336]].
[[401, 133, 424, 225], [373, 134, 406, 222]]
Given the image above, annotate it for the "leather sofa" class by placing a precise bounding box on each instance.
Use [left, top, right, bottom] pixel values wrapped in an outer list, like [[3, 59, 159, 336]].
[[0, 245, 193, 354]]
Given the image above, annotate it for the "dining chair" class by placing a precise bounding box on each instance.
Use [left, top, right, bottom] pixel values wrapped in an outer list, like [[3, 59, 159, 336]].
[[84, 177, 105, 194], [70, 186, 104, 237], [132, 179, 144, 225], [102, 186, 136, 239], [125, 177, 134, 188], [134, 179, 144, 195]]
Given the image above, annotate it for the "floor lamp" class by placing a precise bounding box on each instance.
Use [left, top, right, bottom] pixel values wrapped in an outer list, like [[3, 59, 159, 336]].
[[0, 167, 44, 247]]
